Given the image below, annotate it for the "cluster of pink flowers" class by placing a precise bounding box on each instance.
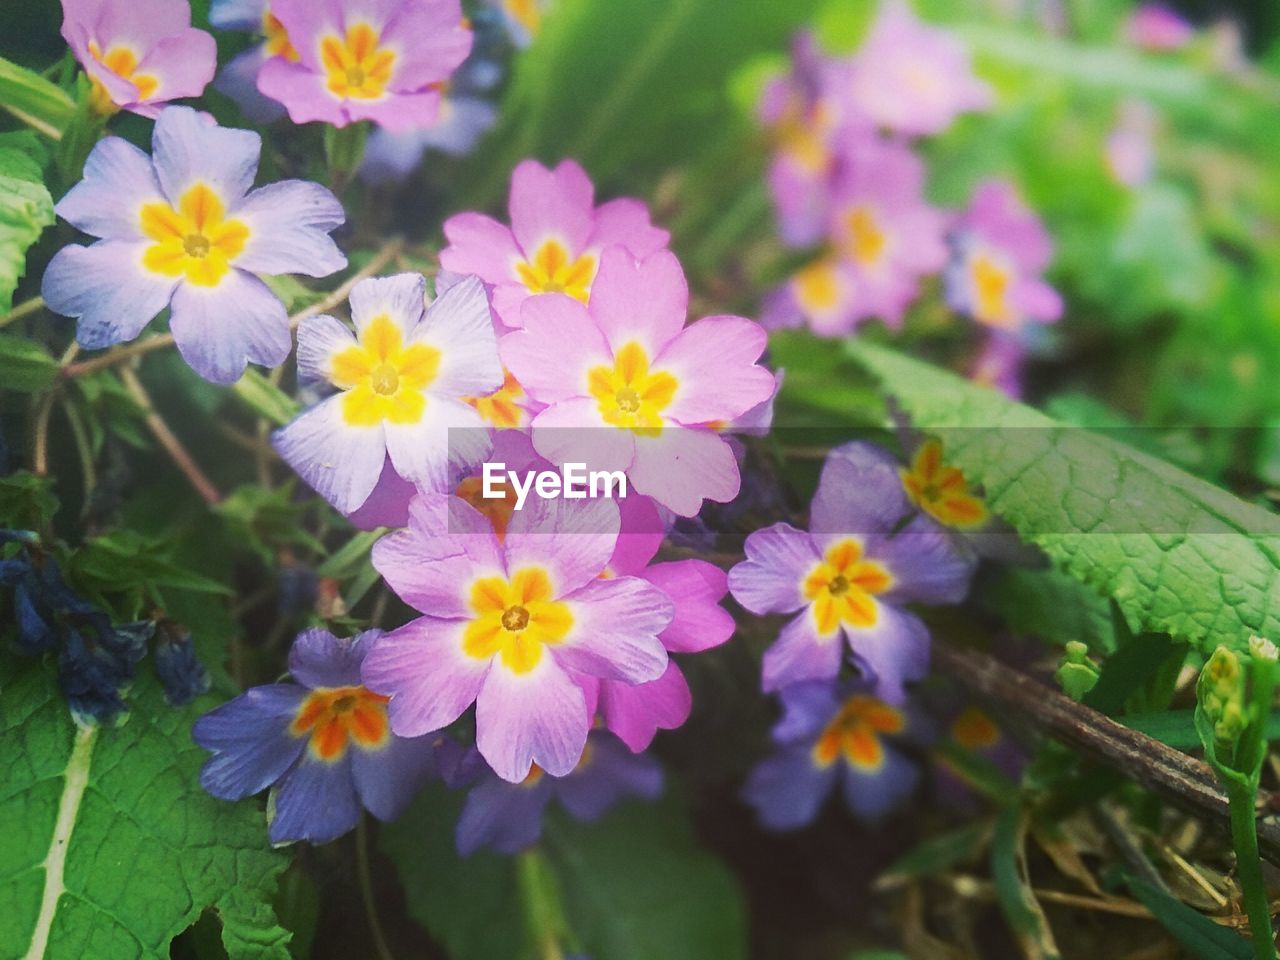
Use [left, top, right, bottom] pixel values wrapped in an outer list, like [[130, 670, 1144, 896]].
[[759, 0, 1063, 397]]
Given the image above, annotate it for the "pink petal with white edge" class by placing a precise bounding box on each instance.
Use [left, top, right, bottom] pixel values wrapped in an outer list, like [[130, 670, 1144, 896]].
[[346, 89, 444, 134], [476, 656, 590, 782], [272, 398, 387, 515], [588, 197, 670, 258], [503, 294, 612, 403], [728, 522, 818, 615], [643, 559, 733, 653], [761, 609, 843, 692], [372, 497, 504, 618], [587, 247, 688, 357], [600, 662, 692, 752], [656, 315, 774, 425], [363, 618, 490, 736], [349, 272, 427, 337], [555, 576, 672, 683], [440, 212, 522, 285], [529, 398, 637, 475], [629, 427, 740, 517], [296, 313, 357, 385], [168, 269, 290, 384], [413, 275, 504, 397], [256, 58, 349, 128], [503, 496, 620, 596], [508, 159, 595, 258]]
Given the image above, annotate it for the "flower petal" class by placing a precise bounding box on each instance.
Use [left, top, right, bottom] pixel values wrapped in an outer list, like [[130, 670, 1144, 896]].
[[655, 315, 774, 425], [233, 179, 347, 278], [272, 398, 387, 514], [351, 733, 439, 822], [728, 522, 818, 615], [502, 294, 612, 403], [193, 683, 308, 800], [844, 604, 930, 705], [456, 773, 552, 856], [55, 136, 163, 240], [475, 656, 589, 782], [599, 663, 692, 752], [742, 743, 837, 831], [587, 197, 669, 258], [508, 159, 595, 257], [270, 754, 361, 844], [555, 576, 671, 683], [587, 247, 688, 357], [296, 312, 357, 385], [384, 397, 492, 493], [628, 428, 740, 517], [415, 275, 504, 397], [643, 559, 733, 653], [440, 212, 522, 288], [169, 268, 291, 383], [761, 610, 843, 692], [287, 627, 376, 688], [42, 241, 176, 349], [503, 496, 620, 596], [151, 105, 260, 208]]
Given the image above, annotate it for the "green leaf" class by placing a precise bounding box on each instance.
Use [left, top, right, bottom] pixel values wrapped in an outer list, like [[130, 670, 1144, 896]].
[[0, 471, 58, 531], [1122, 710, 1280, 750], [990, 805, 1061, 960], [1126, 876, 1252, 960], [976, 564, 1117, 655], [0, 57, 76, 140], [877, 821, 991, 888], [0, 132, 55, 314], [544, 797, 748, 960], [0, 333, 57, 393], [381, 784, 529, 960], [847, 341, 1280, 654], [0, 660, 292, 959], [231, 371, 300, 428]]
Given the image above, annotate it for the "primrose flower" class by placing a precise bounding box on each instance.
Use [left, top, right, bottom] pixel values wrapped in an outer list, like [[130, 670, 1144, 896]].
[[42, 107, 346, 383], [258, 0, 473, 132], [60, 0, 217, 117], [193, 628, 438, 844], [728, 442, 974, 701], [845, 0, 991, 138], [208, 0, 298, 123], [363, 493, 674, 782], [1126, 4, 1194, 51], [502, 247, 777, 517], [452, 731, 662, 855], [743, 681, 920, 829], [274, 273, 503, 516], [969, 333, 1026, 399], [945, 180, 1062, 334], [440, 159, 669, 329], [899, 438, 987, 530], [577, 496, 735, 751], [759, 32, 864, 247], [934, 705, 1024, 813]]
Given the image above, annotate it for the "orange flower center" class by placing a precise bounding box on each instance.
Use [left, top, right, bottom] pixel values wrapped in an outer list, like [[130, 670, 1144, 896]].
[[290, 685, 391, 762], [812, 695, 904, 772]]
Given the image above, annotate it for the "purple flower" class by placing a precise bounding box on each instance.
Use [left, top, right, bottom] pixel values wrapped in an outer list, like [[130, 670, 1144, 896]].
[[743, 681, 920, 830], [453, 731, 663, 856], [969, 332, 1026, 399], [580, 496, 735, 752], [945, 180, 1062, 334], [60, 0, 217, 117], [1125, 4, 1194, 51], [933, 705, 1025, 814], [42, 107, 347, 383], [153, 619, 211, 706], [845, 0, 991, 138], [193, 628, 437, 844], [728, 442, 974, 702], [1105, 99, 1157, 189], [208, 0, 297, 123], [362, 492, 673, 783], [441, 159, 669, 330], [257, 0, 473, 132], [272, 273, 503, 516]]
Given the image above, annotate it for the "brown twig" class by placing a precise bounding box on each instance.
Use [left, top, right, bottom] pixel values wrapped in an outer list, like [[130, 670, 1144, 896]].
[[933, 641, 1280, 866], [61, 238, 405, 380], [119, 366, 222, 506]]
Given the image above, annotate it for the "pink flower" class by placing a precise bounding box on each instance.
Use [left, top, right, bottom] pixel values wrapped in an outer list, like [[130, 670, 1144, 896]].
[[440, 158, 669, 330], [580, 496, 735, 752], [500, 246, 777, 517], [1105, 100, 1157, 188], [258, 0, 473, 132], [762, 137, 947, 337], [60, 0, 216, 117], [362, 493, 673, 782], [845, 0, 991, 137], [1126, 4, 1194, 51], [945, 180, 1062, 334]]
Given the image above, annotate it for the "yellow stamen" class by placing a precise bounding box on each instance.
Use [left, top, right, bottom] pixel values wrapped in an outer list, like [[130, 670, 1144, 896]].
[[811, 694, 904, 771], [587, 342, 678, 435], [462, 568, 574, 674], [321, 23, 396, 100], [515, 239, 596, 301], [801, 538, 893, 635], [140, 183, 250, 287], [900, 438, 988, 529], [332, 315, 441, 427]]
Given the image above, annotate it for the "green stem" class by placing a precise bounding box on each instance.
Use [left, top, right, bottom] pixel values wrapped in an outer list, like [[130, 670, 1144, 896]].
[[0, 295, 44, 328], [355, 816, 395, 960], [324, 121, 370, 194], [1226, 779, 1276, 960], [517, 848, 567, 960]]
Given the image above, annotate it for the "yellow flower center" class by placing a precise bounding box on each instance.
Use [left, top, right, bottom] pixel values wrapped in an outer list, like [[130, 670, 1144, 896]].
[[793, 257, 841, 313], [140, 183, 250, 287], [463, 568, 574, 675], [504, 0, 543, 35], [811, 694, 904, 772], [262, 10, 300, 61], [969, 252, 1014, 328], [802, 538, 893, 635], [321, 23, 396, 100], [290, 685, 391, 762], [515, 239, 596, 301], [587, 341, 678, 435], [466, 369, 527, 429], [775, 97, 834, 175], [86, 41, 159, 113], [842, 206, 887, 267], [900, 438, 987, 529], [331, 315, 441, 426]]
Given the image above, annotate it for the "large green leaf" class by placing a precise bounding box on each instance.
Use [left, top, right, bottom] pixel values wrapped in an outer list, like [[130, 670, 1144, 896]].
[[0, 132, 55, 314], [0, 660, 291, 960], [847, 341, 1280, 654], [1126, 877, 1252, 960], [0, 58, 75, 140]]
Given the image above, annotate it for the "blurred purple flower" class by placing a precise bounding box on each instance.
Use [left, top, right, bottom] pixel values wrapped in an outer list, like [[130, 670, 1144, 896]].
[[1105, 99, 1157, 189], [452, 731, 662, 855], [194, 628, 438, 844], [1125, 4, 1194, 51], [153, 619, 211, 706], [744, 680, 920, 829]]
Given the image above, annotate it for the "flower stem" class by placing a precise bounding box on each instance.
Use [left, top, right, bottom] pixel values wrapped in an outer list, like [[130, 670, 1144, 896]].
[[325, 121, 370, 195], [355, 816, 395, 960], [517, 848, 567, 960], [118, 366, 222, 506], [0, 296, 44, 328], [1226, 778, 1277, 960]]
